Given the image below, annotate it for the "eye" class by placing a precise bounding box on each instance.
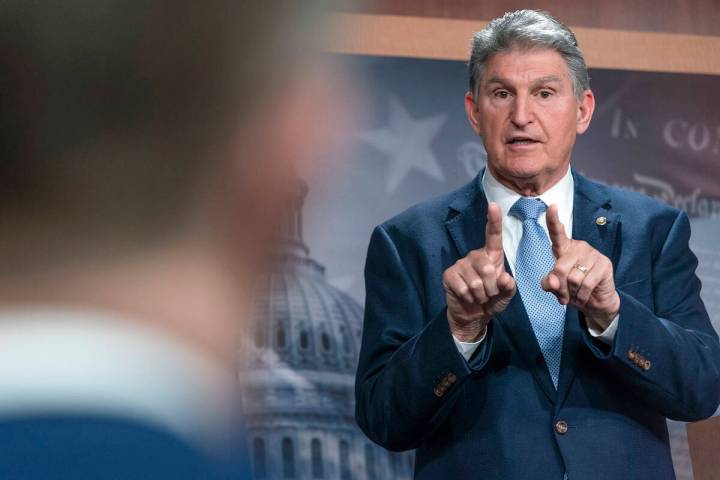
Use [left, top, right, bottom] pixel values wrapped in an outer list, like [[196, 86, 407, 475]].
[[493, 90, 510, 99], [538, 90, 553, 99]]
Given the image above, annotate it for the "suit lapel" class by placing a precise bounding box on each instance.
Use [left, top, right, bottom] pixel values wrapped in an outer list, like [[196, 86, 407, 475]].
[[445, 170, 556, 403], [555, 170, 621, 407], [569, 171, 619, 267], [445, 175, 488, 260]]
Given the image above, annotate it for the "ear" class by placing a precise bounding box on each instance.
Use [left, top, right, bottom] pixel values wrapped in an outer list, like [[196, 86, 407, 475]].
[[576, 89, 595, 135], [465, 91, 482, 135]]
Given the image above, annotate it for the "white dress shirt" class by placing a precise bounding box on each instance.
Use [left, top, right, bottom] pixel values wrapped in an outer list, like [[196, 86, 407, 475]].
[[452, 167, 619, 361]]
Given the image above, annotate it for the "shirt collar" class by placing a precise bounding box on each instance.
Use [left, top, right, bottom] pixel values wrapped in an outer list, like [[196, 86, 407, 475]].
[[481, 166, 574, 225]]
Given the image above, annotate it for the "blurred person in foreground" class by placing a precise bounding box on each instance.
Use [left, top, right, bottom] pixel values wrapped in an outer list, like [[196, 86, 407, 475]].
[[356, 9, 720, 480], [0, 1, 347, 478]]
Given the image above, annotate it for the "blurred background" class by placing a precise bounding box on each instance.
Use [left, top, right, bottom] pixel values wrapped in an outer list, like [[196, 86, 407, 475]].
[[238, 1, 720, 479]]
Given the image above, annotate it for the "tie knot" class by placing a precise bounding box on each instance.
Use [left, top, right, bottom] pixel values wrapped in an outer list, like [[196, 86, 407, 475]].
[[510, 197, 547, 221]]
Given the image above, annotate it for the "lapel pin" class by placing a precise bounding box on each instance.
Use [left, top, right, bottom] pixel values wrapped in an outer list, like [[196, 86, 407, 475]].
[[595, 216, 607, 226]]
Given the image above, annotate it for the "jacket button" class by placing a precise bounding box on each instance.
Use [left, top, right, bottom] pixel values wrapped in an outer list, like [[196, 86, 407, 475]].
[[627, 350, 636, 361], [447, 372, 457, 384], [434, 386, 445, 397], [642, 360, 652, 371], [554, 420, 568, 435]]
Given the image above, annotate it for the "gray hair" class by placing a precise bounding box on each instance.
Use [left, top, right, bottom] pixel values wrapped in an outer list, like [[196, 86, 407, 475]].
[[469, 10, 590, 99]]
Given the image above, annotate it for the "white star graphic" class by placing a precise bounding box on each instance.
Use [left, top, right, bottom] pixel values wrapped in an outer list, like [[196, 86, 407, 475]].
[[359, 96, 447, 193]]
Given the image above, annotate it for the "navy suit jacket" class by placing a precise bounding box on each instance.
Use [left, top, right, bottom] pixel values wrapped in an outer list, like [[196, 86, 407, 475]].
[[355, 170, 720, 480]]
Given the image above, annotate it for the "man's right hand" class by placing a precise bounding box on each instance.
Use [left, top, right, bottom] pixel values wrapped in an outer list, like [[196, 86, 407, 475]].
[[443, 202, 516, 342]]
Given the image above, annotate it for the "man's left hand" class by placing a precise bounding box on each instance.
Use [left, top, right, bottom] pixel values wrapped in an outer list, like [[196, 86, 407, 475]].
[[541, 204, 620, 331]]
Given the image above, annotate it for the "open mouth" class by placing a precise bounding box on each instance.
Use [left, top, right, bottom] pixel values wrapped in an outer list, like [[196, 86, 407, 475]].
[[506, 136, 539, 145]]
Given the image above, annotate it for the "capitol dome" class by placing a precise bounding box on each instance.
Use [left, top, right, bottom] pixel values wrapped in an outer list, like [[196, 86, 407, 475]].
[[248, 244, 362, 376], [238, 179, 414, 480]]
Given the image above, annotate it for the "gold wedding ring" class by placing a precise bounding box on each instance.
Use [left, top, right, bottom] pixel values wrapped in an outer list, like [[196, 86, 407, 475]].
[[574, 264, 589, 274]]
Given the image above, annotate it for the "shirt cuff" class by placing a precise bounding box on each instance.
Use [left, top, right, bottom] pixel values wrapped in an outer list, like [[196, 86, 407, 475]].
[[587, 314, 620, 346], [452, 329, 487, 361]]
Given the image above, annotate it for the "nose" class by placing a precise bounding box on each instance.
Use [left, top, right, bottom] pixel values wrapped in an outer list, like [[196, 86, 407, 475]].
[[509, 93, 533, 128]]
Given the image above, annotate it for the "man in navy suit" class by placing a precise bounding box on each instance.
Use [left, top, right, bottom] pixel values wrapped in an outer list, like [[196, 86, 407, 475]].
[[355, 10, 720, 480]]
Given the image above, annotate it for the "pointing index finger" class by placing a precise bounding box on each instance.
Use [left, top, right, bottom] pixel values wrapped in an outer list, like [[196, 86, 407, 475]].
[[546, 204, 569, 256], [485, 202, 504, 254]]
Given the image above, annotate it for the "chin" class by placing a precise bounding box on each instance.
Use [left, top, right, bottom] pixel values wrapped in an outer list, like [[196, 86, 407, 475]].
[[499, 158, 546, 180]]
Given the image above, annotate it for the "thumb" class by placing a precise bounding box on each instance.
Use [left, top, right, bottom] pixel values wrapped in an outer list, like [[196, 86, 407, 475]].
[[542, 272, 560, 292], [498, 271, 516, 297]]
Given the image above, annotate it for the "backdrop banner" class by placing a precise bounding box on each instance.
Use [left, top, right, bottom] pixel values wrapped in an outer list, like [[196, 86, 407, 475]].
[[292, 55, 719, 480]]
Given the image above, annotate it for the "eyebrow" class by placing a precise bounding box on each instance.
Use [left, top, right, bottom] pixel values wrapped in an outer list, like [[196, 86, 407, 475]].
[[485, 75, 563, 88]]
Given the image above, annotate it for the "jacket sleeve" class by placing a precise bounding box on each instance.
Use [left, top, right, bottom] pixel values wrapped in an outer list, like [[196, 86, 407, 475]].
[[354, 224, 493, 451], [582, 210, 720, 421]]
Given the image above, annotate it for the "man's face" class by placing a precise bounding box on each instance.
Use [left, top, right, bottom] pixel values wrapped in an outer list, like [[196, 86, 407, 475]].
[[465, 47, 594, 193]]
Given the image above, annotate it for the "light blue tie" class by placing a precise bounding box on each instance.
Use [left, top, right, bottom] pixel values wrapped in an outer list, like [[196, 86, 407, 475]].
[[509, 197, 565, 388]]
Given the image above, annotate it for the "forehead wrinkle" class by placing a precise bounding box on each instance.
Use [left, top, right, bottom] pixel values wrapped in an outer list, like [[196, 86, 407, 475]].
[[532, 75, 562, 86], [484, 74, 563, 88]]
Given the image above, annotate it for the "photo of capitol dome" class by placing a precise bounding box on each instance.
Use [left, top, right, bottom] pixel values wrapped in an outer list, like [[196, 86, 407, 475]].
[[238, 178, 414, 479]]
